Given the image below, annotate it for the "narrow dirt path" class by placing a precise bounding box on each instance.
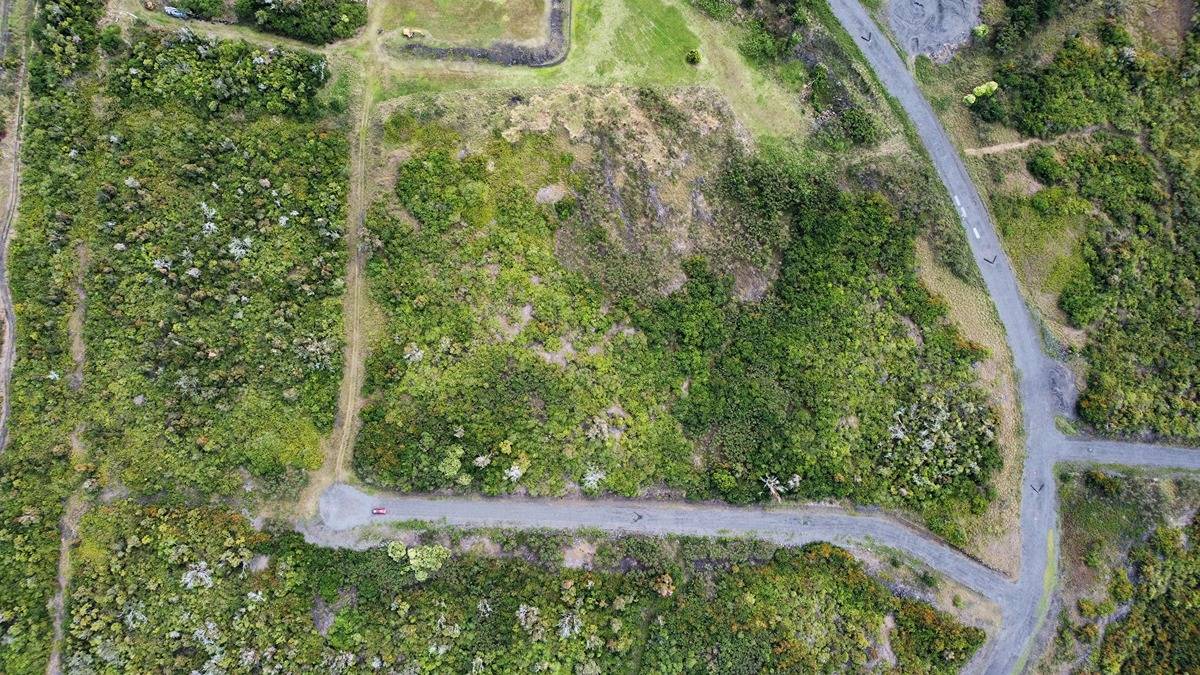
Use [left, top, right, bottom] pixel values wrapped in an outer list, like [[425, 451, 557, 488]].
[[965, 137, 1041, 157], [67, 244, 87, 390], [964, 126, 1100, 157], [333, 83, 370, 485], [296, 6, 379, 516], [47, 249, 90, 674], [45, 441, 87, 675]]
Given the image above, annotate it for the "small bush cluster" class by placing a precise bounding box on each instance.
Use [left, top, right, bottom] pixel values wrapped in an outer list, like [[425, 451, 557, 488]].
[[111, 29, 330, 117], [234, 0, 367, 44]]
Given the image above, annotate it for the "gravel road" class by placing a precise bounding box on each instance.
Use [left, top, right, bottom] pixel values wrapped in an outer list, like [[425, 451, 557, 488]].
[[1058, 439, 1200, 469], [824, 0, 1069, 667], [314, 483, 1012, 602], [822, 0, 1199, 670]]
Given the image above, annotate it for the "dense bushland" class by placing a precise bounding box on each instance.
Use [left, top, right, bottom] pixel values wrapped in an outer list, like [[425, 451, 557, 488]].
[[990, 0, 1064, 55], [1092, 513, 1200, 670], [671, 146, 999, 519], [234, 0, 367, 44], [971, 18, 1200, 440], [27, 0, 103, 93], [358, 110, 1000, 544], [62, 503, 984, 672], [4, 16, 349, 668], [112, 29, 330, 116], [77, 29, 347, 497]]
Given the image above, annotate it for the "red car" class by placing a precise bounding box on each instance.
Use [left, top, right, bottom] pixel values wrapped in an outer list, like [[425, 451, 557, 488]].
[[371, 507, 387, 516]]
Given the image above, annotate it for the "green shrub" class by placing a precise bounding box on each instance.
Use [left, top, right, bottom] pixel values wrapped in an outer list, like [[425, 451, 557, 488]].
[[685, 0, 736, 20], [738, 21, 783, 66], [1027, 147, 1068, 185], [111, 32, 329, 117], [98, 24, 124, 54], [66, 505, 986, 672], [234, 0, 367, 44]]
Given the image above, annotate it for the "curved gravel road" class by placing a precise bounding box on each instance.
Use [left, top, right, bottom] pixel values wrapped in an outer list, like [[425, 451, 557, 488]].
[[822, 0, 1198, 670], [313, 483, 1012, 602], [824, 0, 1070, 669]]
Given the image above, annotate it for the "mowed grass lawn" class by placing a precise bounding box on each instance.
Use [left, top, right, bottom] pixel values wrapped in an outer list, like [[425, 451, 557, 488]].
[[381, 0, 547, 44], [583, 0, 700, 81]]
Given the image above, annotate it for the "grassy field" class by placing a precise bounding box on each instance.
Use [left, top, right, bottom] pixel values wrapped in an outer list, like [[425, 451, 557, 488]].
[[372, 0, 808, 136], [380, 0, 547, 45]]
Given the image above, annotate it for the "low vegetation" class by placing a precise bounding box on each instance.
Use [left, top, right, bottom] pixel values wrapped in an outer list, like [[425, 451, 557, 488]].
[[1047, 468, 1200, 670], [62, 503, 984, 672], [83, 28, 348, 498], [0, 0, 104, 667], [357, 86, 999, 545]]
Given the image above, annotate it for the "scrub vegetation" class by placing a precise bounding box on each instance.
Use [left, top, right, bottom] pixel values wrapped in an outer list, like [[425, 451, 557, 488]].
[[0, 0, 1022, 669], [923, 1, 1200, 442], [0, 0, 104, 668], [1045, 468, 1200, 671], [3, 11, 350, 668], [356, 83, 1001, 546], [234, 0, 367, 44], [61, 503, 984, 672], [85, 28, 349, 498]]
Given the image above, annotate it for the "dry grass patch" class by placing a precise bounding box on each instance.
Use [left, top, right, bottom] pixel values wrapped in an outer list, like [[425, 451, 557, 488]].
[[916, 239, 1022, 578]]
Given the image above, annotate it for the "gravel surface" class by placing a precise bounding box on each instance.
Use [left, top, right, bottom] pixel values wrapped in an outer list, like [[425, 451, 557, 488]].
[[887, 0, 981, 61], [1058, 439, 1200, 469], [312, 484, 1012, 602]]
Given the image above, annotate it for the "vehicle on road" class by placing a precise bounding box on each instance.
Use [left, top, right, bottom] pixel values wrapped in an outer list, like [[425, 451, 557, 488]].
[[371, 507, 387, 515]]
